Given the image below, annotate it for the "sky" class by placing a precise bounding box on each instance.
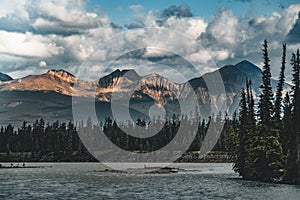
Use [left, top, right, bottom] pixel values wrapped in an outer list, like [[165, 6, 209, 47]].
[[88, 0, 299, 25], [0, 0, 299, 82]]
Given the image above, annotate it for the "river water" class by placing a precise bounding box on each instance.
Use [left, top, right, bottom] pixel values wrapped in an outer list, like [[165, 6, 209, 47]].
[[0, 163, 299, 199]]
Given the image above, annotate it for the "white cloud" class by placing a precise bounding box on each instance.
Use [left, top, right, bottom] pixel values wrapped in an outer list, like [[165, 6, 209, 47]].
[[164, 17, 207, 38], [0, 0, 28, 19], [142, 47, 175, 58], [0, 0, 118, 76], [27, 0, 110, 35], [196, 4, 300, 80], [249, 4, 300, 37], [200, 8, 239, 47], [0, 31, 64, 58], [38, 60, 47, 67], [212, 50, 233, 61]]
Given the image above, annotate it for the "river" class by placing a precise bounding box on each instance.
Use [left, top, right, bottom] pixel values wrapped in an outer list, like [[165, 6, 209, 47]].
[[0, 163, 299, 199]]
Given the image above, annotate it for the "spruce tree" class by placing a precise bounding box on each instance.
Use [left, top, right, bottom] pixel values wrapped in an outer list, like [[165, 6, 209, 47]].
[[274, 43, 286, 121], [233, 87, 250, 178], [247, 40, 284, 181], [282, 92, 292, 154], [258, 39, 273, 125], [248, 80, 256, 131]]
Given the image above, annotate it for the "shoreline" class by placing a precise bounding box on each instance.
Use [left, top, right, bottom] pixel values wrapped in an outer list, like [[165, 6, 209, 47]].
[[0, 151, 232, 163]]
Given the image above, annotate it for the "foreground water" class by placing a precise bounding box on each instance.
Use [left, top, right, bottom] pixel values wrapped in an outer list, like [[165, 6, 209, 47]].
[[0, 163, 299, 199]]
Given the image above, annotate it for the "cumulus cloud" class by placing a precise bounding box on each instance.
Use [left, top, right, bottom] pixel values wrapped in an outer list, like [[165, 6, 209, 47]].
[[248, 4, 300, 38], [0, 30, 64, 57], [27, 0, 110, 36], [164, 17, 207, 38], [0, 0, 120, 76], [0, 1, 300, 83], [0, 0, 28, 19], [38, 60, 47, 67], [196, 4, 300, 79], [0, 0, 30, 33], [240, 4, 300, 76], [0, 0, 113, 36], [200, 8, 239, 47]]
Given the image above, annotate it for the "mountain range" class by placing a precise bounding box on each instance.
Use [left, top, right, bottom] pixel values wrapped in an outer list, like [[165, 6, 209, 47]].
[[0, 60, 290, 126]]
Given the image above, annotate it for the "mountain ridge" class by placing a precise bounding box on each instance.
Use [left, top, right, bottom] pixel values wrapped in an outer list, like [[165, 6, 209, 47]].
[[0, 60, 291, 126], [0, 60, 282, 97]]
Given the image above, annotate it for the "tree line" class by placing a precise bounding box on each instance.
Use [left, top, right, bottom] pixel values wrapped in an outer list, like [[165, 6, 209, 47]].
[[0, 112, 238, 159], [0, 119, 95, 161]]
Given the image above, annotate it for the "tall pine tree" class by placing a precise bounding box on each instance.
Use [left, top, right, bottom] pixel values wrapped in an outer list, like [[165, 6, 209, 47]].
[[258, 39, 273, 125], [237, 40, 284, 181], [233, 88, 249, 177], [233, 79, 256, 179], [274, 43, 286, 121], [282, 92, 292, 154]]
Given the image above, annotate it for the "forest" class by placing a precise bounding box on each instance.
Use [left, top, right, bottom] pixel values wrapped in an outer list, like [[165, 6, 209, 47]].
[[0, 40, 299, 184], [0, 112, 236, 162]]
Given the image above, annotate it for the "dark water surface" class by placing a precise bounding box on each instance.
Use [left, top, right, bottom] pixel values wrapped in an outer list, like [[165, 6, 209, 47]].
[[0, 163, 299, 199]]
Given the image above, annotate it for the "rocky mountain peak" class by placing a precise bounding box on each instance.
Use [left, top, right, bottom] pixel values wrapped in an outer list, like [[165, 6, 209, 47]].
[[46, 69, 76, 82], [140, 72, 178, 89], [98, 69, 140, 88], [235, 60, 261, 72]]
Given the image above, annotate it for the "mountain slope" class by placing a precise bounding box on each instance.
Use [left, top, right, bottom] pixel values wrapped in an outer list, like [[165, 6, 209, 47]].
[[188, 60, 291, 114], [0, 72, 12, 82], [0, 69, 96, 97], [96, 70, 181, 104]]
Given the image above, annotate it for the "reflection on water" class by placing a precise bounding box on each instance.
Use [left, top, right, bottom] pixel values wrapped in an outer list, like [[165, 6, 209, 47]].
[[0, 163, 299, 199]]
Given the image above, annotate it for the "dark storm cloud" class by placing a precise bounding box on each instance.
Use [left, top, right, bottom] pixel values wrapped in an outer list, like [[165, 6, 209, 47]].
[[127, 4, 193, 29], [160, 4, 193, 19], [124, 23, 144, 29], [0, 17, 32, 33], [110, 22, 123, 30]]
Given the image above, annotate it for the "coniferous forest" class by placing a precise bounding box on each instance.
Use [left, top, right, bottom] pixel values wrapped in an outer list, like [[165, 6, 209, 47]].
[[0, 40, 299, 184], [0, 113, 236, 162], [233, 40, 300, 184]]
